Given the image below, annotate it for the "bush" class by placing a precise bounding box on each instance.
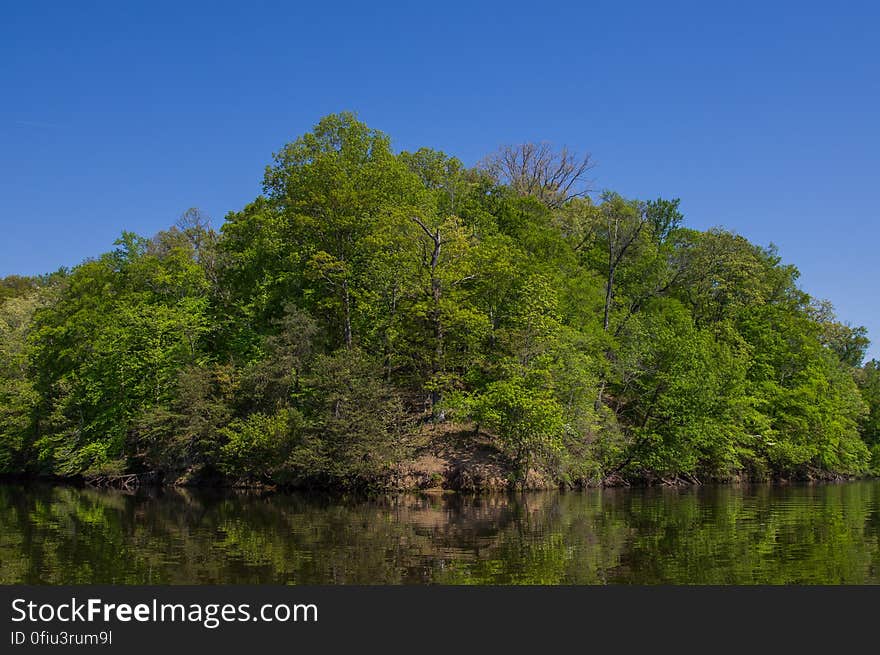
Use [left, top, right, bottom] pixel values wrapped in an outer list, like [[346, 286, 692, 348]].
[[219, 408, 303, 482]]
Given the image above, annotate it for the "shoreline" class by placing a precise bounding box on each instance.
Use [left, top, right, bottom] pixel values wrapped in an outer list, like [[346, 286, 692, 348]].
[[0, 469, 868, 495]]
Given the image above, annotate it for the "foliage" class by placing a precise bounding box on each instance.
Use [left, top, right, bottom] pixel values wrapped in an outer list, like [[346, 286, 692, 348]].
[[471, 377, 566, 482], [0, 113, 874, 487]]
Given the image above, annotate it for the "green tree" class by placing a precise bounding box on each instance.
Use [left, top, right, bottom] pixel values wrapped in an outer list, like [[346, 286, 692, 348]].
[[260, 112, 422, 349], [472, 377, 566, 484], [0, 293, 46, 471], [855, 360, 880, 470]]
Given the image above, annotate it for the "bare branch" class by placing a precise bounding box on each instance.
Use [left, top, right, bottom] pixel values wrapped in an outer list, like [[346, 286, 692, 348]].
[[410, 216, 435, 240], [480, 142, 594, 208]]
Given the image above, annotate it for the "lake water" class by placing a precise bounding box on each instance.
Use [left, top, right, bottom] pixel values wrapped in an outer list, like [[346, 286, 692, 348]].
[[2, 481, 879, 584]]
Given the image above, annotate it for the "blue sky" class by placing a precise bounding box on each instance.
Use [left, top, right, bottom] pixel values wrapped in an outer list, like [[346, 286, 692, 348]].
[[1, 1, 877, 358]]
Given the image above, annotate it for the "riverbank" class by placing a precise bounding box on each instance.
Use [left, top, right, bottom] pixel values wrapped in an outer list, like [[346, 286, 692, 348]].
[[387, 424, 863, 490], [2, 421, 866, 493]]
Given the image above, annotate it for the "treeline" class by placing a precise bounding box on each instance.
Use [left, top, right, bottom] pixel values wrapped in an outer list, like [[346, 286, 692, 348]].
[[1, 112, 878, 488]]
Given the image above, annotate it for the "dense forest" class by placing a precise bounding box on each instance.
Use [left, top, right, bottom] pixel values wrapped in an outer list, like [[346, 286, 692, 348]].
[[1, 113, 878, 489]]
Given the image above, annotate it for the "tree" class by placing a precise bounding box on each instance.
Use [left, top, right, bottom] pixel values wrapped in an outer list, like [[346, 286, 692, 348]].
[[480, 142, 593, 208], [646, 197, 683, 244], [472, 377, 565, 485], [220, 408, 304, 483], [809, 299, 870, 367], [855, 360, 880, 469], [593, 192, 650, 332], [28, 229, 210, 476], [296, 348, 410, 485], [261, 112, 422, 349], [0, 293, 45, 472], [0, 275, 41, 302]]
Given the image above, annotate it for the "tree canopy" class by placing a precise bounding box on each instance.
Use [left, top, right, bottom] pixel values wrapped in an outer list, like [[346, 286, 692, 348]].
[[1, 113, 876, 489]]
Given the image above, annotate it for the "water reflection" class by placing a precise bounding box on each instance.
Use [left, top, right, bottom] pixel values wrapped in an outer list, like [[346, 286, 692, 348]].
[[1, 482, 879, 584]]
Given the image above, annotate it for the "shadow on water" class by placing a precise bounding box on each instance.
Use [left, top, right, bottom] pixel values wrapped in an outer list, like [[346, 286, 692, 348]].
[[1, 482, 879, 584]]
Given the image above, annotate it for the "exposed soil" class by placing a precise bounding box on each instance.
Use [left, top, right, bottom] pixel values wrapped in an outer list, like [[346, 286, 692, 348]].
[[389, 422, 555, 491]]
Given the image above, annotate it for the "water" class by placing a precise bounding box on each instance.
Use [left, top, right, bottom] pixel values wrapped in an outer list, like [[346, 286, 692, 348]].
[[2, 481, 879, 584]]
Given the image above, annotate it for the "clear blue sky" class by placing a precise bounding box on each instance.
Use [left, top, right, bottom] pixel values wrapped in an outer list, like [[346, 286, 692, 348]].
[[1, 1, 877, 358]]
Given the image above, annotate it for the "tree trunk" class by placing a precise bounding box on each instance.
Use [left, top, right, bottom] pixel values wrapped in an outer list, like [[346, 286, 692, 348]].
[[430, 232, 443, 417], [603, 266, 615, 332], [384, 285, 397, 382], [342, 279, 352, 349], [412, 216, 445, 418]]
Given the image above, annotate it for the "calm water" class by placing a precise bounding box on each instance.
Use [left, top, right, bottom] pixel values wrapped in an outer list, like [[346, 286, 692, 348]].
[[2, 481, 880, 584]]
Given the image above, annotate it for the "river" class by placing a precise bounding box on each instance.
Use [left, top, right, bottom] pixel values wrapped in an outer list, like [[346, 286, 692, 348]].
[[2, 481, 879, 584]]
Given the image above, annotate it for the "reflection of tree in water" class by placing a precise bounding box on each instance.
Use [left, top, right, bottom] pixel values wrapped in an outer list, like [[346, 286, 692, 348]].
[[0, 487, 628, 583], [609, 483, 880, 584], [1, 483, 879, 584]]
